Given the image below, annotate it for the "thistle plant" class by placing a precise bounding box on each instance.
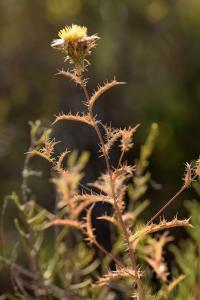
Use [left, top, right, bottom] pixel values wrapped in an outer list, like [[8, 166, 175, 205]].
[[0, 24, 199, 300]]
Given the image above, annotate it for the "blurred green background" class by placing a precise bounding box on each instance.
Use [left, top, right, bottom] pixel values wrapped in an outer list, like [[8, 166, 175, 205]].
[[0, 0, 200, 217]]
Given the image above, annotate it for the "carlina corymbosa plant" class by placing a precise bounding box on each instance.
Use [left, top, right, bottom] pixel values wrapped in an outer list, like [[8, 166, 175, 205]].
[[0, 24, 199, 300]]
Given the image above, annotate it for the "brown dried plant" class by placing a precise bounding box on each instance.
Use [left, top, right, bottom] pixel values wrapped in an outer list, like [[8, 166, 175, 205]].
[[28, 24, 199, 299], [1, 24, 199, 300], [38, 24, 198, 299]]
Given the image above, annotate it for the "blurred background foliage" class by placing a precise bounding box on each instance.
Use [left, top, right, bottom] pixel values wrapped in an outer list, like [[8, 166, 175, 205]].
[[0, 0, 200, 225]]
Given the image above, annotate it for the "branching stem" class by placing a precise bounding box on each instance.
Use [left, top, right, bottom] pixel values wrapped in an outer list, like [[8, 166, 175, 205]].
[[81, 79, 146, 300], [147, 173, 198, 225], [147, 186, 186, 225], [117, 149, 125, 169]]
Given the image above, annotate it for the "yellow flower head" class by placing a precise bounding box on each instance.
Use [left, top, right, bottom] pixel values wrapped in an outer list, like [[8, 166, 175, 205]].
[[51, 24, 99, 75], [58, 24, 87, 42]]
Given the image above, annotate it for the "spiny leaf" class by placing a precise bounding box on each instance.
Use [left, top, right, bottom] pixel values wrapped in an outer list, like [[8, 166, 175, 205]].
[[120, 124, 140, 152], [54, 149, 70, 171], [53, 112, 93, 126], [27, 138, 59, 163], [131, 218, 192, 244], [43, 219, 83, 230], [104, 127, 122, 155], [73, 194, 114, 217], [56, 69, 84, 87], [85, 205, 95, 244], [95, 266, 141, 287], [88, 79, 125, 110], [97, 215, 120, 228]]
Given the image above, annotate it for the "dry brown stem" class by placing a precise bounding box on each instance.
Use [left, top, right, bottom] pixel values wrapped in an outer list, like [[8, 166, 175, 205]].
[[79, 77, 146, 300], [85, 205, 124, 269]]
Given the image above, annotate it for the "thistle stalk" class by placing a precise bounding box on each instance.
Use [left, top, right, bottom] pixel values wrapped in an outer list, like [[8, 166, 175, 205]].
[[81, 79, 146, 300], [51, 23, 147, 299]]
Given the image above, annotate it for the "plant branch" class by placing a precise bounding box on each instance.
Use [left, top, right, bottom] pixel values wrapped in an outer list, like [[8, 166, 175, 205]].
[[147, 186, 186, 225], [80, 78, 146, 300]]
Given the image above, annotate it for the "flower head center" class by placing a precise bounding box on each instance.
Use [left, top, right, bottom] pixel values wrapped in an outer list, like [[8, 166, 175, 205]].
[[58, 24, 87, 42]]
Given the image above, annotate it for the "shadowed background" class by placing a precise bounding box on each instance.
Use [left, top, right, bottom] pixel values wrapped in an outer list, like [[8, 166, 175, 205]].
[[0, 0, 200, 269]]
